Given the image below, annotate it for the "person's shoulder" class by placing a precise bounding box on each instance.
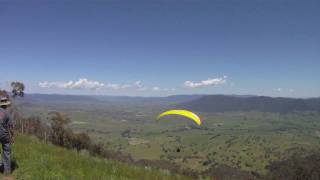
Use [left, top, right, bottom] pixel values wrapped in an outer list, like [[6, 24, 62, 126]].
[[0, 108, 6, 119]]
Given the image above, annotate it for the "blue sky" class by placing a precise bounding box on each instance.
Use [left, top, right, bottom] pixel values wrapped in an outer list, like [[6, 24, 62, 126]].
[[0, 0, 319, 97]]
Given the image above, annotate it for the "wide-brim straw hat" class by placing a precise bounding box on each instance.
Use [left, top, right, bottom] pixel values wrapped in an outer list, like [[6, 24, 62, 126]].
[[0, 97, 11, 106], [0, 101, 11, 106]]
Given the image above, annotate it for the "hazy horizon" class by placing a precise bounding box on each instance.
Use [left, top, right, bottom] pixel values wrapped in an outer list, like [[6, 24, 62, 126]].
[[16, 92, 320, 99]]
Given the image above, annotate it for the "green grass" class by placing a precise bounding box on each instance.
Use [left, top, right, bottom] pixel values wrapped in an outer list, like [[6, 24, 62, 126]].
[[2, 134, 189, 180]]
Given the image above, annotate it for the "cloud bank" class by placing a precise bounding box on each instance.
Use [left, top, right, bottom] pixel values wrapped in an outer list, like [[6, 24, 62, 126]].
[[39, 78, 151, 91], [39, 78, 105, 90], [39, 76, 227, 92]]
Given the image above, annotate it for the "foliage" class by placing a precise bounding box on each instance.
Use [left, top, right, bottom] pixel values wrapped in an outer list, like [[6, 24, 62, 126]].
[[11, 82, 25, 98], [266, 154, 320, 180]]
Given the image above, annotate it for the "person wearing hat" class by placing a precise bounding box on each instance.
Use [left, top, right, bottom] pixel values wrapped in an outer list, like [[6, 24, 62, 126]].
[[0, 92, 14, 175]]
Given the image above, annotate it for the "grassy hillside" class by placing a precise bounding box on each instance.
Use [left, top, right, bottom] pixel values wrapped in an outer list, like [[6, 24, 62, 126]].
[[2, 134, 189, 180]]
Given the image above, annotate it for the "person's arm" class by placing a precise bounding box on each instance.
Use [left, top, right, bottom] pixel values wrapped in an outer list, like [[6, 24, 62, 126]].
[[9, 129, 14, 144], [7, 113, 14, 144]]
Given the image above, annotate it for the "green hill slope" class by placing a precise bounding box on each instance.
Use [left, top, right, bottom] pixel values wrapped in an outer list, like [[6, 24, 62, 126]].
[[2, 134, 188, 180]]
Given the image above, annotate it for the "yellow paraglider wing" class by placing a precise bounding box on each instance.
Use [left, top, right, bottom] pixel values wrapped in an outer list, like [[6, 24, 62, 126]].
[[157, 110, 202, 126]]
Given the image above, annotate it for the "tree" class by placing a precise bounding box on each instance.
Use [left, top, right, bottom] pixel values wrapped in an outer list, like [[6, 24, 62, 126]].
[[11, 81, 25, 98], [48, 112, 70, 146]]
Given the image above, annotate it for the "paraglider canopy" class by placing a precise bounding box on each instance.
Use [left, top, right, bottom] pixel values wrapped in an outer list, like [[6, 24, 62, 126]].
[[157, 110, 202, 126]]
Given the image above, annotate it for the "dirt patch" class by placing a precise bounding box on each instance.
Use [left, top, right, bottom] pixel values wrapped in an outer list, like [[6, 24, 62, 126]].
[[128, 138, 149, 145]]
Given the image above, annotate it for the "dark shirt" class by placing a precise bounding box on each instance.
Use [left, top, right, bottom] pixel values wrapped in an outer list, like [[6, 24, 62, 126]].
[[0, 108, 13, 139]]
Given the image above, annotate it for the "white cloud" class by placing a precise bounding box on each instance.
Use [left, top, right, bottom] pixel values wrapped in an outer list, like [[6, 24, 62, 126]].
[[163, 88, 176, 91], [184, 76, 227, 88], [105, 83, 119, 90], [152, 86, 160, 91], [134, 81, 143, 88], [105, 83, 132, 90], [39, 81, 66, 89], [150, 87, 176, 92], [134, 80, 148, 91], [275, 88, 295, 93], [39, 78, 105, 90]]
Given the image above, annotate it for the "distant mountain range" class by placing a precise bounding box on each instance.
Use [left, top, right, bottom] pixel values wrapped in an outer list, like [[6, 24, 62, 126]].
[[176, 95, 320, 113], [14, 94, 320, 113], [16, 94, 202, 105]]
